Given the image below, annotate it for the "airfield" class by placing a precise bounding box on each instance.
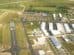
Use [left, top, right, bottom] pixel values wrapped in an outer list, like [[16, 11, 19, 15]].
[[0, 0, 74, 55]]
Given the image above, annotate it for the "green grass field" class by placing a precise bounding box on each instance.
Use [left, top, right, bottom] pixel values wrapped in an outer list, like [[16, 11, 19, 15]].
[[58, 37, 74, 55], [0, 0, 29, 4], [63, 41, 74, 55], [16, 22, 31, 55], [2, 24, 11, 49], [16, 23, 28, 48], [0, 0, 74, 11], [0, 26, 2, 45]]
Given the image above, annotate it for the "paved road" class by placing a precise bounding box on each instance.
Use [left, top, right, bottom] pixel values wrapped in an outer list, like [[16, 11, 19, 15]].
[[10, 21, 19, 55], [10, 30, 19, 55], [2, 20, 30, 55]]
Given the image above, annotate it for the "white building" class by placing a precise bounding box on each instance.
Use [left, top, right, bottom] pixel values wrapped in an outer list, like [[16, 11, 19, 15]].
[[49, 23, 65, 35], [41, 22, 49, 36], [59, 13, 63, 18], [62, 35, 69, 42], [49, 23, 53, 30], [30, 22, 33, 25], [50, 36, 62, 49], [42, 13, 48, 16], [40, 22, 62, 49], [72, 24, 74, 29], [57, 23, 65, 33], [37, 37, 46, 45], [39, 50, 45, 55], [64, 23, 72, 33], [53, 14, 56, 20], [10, 21, 15, 30], [33, 37, 46, 46]]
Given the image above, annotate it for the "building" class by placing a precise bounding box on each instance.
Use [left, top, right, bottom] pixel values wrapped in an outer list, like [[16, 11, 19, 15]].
[[62, 35, 69, 42], [50, 37, 62, 49], [10, 21, 15, 30], [38, 50, 45, 55], [52, 13, 56, 20], [41, 22, 49, 36], [33, 36, 46, 46], [45, 22, 53, 36], [72, 24, 74, 29], [49, 23, 63, 35], [37, 37, 46, 45], [57, 23, 65, 33], [49, 23, 58, 30], [41, 22, 62, 49], [42, 13, 48, 16], [64, 23, 72, 33], [59, 13, 63, 18], [53, 23, 57, 30], [49, 23, 53, 30], [68, 23, 74, 30], [58, 13, 63, 21]]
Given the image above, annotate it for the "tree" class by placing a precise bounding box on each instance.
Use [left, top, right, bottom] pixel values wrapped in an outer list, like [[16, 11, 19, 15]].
[[56, 5, 70, 14]]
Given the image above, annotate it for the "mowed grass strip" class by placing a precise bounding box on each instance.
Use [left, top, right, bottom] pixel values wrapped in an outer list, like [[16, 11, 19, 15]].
[[0, 24, 3, 47], [2, 24, 11, 49], [16, 23, 31, 55], [16, 23, 28, 48], [0, 29, 2, 43], [31, 7, 56, 12]]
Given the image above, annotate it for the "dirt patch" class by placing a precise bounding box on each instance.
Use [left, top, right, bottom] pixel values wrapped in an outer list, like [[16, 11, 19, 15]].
[[69, 0, 74, 1], [0, 52, 11, 55]]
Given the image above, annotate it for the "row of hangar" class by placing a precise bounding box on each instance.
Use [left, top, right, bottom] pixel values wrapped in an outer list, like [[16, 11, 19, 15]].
[[40, 22, 74, 49]]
